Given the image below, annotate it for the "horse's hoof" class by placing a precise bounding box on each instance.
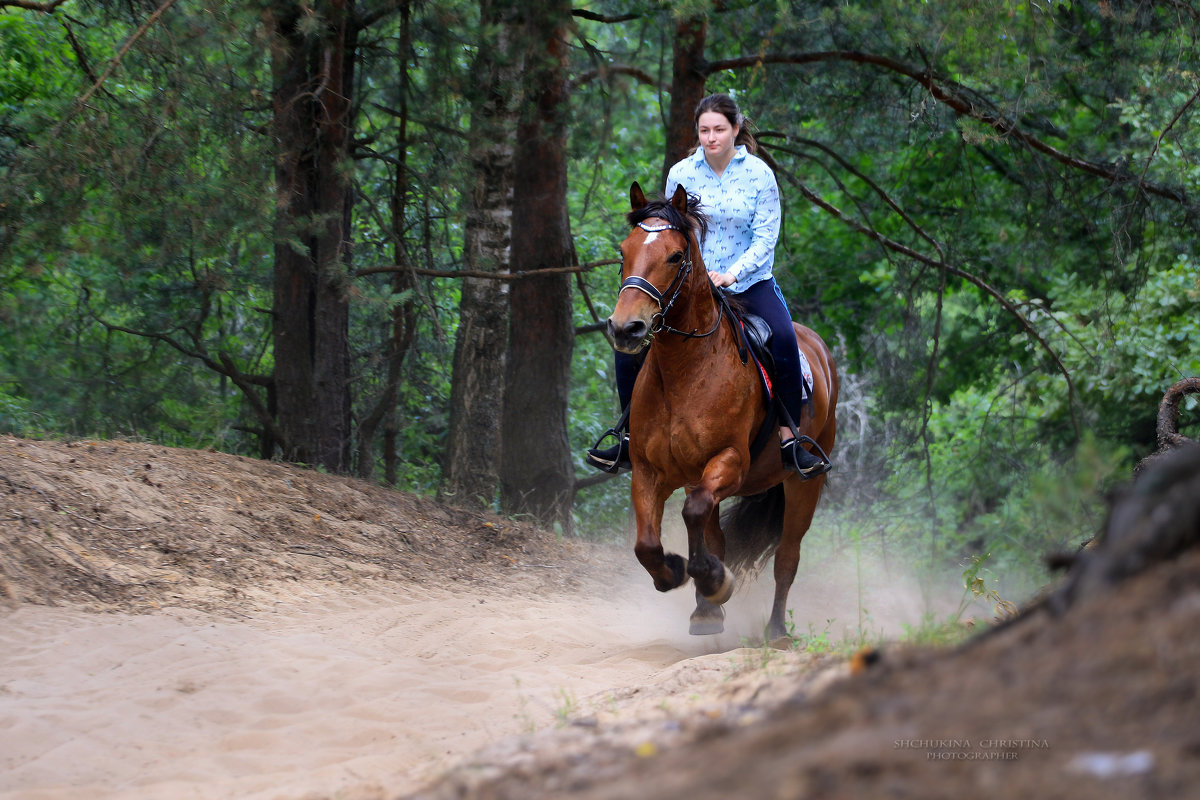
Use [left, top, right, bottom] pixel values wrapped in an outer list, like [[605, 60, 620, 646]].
[[689, 618, 725, 635], [689, 606, 725, 635], [702, 567, 735, 606], [655, 553, 689, 592]]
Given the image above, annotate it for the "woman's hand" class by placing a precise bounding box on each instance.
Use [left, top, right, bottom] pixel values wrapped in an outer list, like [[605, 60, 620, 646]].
[[708, 270, 735, 288]]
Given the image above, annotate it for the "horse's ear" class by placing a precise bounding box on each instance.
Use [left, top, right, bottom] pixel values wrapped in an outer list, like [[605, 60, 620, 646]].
[[670, 183, 688, 215], [630, 182, 647, 211]]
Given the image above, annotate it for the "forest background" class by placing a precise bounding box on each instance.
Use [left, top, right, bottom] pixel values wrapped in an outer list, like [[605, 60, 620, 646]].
[[2, 0, 1198, 619]]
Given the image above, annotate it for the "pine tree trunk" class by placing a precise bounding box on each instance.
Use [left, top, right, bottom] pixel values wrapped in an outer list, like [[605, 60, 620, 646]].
[[499, 0, 575, 532], [268, 0, 356, 473], [441, 0, 522, 507], [662, 15, 708, 185]]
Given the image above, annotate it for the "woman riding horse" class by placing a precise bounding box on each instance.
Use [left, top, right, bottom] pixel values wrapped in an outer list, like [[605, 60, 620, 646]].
[[601, 181, 838, 639], [588, 93, 830, 480]]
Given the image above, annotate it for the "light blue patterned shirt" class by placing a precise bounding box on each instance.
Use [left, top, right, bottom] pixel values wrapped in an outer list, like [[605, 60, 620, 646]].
[[665, 145, 781, 294]]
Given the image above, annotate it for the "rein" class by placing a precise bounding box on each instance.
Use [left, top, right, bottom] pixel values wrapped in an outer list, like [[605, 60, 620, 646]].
[[618, 221, 723, 342]]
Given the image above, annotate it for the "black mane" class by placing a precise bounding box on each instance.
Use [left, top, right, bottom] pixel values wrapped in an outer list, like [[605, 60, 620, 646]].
[[627, 192, 710, 242]]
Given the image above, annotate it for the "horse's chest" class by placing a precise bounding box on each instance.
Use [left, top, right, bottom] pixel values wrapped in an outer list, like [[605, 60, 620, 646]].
[[655, 418, 733, 471]]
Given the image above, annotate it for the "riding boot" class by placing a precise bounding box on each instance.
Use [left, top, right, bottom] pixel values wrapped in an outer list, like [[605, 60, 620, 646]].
[[586, 353, 641, 473], [586, 427, 631, 473], [781, 437, 831, 480]]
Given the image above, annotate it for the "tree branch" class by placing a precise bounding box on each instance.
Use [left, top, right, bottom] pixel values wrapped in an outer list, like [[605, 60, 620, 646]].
[[573, 470, 618, 492], [58, 19, 114, 100], [712, 49, 1193, 209], [75, 0, 177, 108], [46, 0, 177, 141], [761, 136, 944, 260], [570, 9, 640, 23], [356, 0, 406, 30], [1121, 82, 1200, 233], [572, 64, 661, 90], [218, 353, 288, 449], [0, 0, 70, 10], [368, 103, 468, 139], [82, 290, 283, 447], [355, 258, 619, 281], [773, 167, 1081, 435]]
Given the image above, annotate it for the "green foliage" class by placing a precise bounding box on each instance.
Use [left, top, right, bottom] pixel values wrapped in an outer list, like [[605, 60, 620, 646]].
[[565, 78, 665, 539], [897, 553, 1016, 647], [1, 2, 275, 449], [900, 612, 971, 649], [0, 15, 68, 110], [960, 553, 1017, 621]]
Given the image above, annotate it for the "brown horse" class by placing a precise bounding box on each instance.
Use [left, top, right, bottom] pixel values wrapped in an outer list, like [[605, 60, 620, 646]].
[[606, 182, 838, 641]]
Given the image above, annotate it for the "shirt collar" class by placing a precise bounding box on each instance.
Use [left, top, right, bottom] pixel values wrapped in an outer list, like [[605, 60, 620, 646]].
[[690, 144, 749, 167]]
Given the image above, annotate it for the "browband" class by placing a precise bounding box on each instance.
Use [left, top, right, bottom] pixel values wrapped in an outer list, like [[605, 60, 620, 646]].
[[636, 221, 680, 233]]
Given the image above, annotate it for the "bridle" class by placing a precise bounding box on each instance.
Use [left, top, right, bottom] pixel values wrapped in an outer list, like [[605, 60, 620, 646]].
[[618, 220, 723, 342]]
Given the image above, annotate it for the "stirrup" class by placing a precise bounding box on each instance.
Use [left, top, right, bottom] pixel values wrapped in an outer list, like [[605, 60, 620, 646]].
[[782, 436, 831, 480], [586, 429, 631, 474]]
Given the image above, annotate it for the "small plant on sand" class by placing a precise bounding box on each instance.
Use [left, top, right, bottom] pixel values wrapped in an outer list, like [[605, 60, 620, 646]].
[[960, 552, 1019, 623], [553, 688, 577, 727], [731, 638, 779, 673], [899, 611, 967, 647], [800, 618, 837, 655], [900, 554, 1019, 647]]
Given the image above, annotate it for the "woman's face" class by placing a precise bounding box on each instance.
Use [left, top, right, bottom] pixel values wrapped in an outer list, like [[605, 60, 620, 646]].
[[697, 111, 738, 163]]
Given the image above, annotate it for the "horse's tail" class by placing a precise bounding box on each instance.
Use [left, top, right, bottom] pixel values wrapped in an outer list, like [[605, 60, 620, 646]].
[[721, 485, 786, 574]]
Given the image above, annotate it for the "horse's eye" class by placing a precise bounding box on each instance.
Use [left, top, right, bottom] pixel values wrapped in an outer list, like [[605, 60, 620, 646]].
[[667, 252, 684, 264]]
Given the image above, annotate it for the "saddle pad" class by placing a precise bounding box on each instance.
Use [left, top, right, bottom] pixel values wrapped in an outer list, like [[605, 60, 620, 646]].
[[798, 347, 813, 397]]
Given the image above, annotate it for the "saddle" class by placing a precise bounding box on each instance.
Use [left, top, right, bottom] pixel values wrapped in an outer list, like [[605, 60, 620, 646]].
[[729, 311, 781, 462], [740, 313, 777, 394], [728, 308, 817, 464]]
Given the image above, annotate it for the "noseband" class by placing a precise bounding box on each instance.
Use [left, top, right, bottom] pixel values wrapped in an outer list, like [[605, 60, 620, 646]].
[[618, 221, 722, 342]]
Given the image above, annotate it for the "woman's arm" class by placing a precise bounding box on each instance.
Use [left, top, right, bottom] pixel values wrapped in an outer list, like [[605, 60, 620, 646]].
[[725, 168, 781, 284]]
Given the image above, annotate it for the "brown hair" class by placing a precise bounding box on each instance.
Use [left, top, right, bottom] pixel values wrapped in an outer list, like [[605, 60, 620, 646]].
[[694, 93, 758, 154]]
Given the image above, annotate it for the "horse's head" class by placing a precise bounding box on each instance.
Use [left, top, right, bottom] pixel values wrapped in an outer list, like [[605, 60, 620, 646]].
[[607, 182, 708, 354]]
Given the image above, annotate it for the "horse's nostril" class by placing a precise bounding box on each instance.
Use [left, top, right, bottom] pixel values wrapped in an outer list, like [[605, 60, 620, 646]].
[[624, 320, 647, 339], [607, 317, 649, 353]]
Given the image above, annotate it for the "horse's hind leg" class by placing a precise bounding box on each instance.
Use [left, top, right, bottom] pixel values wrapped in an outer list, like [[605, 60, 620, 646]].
[[766, 476, 825, 642]]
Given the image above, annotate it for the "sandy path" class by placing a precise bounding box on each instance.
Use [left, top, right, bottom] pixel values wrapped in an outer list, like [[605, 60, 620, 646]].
[[0, 534, 939, 800], [0, 572, 775, 800]]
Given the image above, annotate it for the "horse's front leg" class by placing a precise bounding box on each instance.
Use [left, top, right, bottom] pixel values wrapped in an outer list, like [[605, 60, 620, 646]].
[[631, 476, 688, 593], [689, 509, 729, 635], [682, 450, 742, 607]]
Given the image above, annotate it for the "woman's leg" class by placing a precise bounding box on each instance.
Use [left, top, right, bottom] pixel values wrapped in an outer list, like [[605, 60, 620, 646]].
[[732, 278, 829, 477], [614, 350, 642, 410], [733, 278, 806, 426], [586, 351, 643, 472]]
